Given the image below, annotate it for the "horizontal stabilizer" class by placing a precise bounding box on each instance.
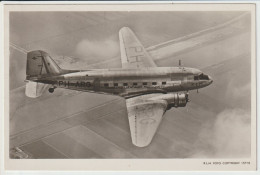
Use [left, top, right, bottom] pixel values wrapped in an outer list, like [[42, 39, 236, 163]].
[[25, 81, 50, 98]]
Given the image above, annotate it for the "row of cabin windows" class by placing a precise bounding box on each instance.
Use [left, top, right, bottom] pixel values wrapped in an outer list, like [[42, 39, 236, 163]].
[[103, 82, 167, 87]]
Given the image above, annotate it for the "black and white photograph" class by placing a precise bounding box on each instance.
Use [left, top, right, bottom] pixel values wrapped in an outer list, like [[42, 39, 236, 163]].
[[4, 3, 256, 171]]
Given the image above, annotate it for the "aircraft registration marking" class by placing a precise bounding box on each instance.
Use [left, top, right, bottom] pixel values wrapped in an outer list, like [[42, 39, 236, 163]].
[[57, 81, 175, 89], [58, 81, 92, 88]]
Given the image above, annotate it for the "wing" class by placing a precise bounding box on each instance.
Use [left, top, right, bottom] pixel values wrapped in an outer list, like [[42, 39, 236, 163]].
[[126, 96, 168, 147], [119, 27, 157, 68]]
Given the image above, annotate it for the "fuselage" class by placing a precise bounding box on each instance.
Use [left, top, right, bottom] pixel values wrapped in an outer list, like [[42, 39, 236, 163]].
[[32, 66, 213, 98]]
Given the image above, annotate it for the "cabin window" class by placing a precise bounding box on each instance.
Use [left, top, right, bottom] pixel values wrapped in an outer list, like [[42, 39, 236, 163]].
[[86, 82, 91, 87], [152, 82, 157, 85], [114, 83, 118, 87], [104, 83, 109, 87], [194, 76, 199, 80], [123, 83, 128, 86], [143, 82, 147, 85], [133, 82, 138, 86], [162, 82, 166, 85]]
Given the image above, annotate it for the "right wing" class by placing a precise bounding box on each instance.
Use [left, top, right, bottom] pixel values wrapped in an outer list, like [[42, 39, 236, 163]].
[[126, 95, 168, 147], [119, 27, 157, 69]]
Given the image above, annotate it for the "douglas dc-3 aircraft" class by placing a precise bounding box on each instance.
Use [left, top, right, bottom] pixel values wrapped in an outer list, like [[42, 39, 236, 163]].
[[25, 27, 213, 147]]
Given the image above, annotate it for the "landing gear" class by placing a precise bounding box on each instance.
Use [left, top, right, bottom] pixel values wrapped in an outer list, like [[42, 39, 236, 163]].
[[48, 87, 55, 93]]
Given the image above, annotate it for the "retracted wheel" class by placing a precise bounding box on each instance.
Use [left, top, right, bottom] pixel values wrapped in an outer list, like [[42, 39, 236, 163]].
[[48, 88, 55, 93]]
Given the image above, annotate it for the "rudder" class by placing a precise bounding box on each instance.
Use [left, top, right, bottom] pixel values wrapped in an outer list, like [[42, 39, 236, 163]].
[[26, 50, 62, 79]]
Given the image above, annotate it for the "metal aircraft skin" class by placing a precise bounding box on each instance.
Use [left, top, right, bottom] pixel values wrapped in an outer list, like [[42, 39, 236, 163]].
[[25, 27, 213, 147]]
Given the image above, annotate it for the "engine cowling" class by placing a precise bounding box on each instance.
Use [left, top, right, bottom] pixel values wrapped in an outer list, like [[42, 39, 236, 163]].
[[166, 93, 189, 110], [143, 93, 189, 111]]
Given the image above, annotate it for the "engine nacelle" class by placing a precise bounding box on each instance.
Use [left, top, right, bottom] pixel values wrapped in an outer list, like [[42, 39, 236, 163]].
[[166, 93, 189, 110], [146, 92, 189, 110]]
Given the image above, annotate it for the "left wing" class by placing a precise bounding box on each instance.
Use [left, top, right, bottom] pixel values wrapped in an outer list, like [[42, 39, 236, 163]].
[[119, 27, 157, 68], [126, 95, 168, 147]]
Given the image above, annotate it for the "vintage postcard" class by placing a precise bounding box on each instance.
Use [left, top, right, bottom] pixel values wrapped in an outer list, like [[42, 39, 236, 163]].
[[3, 3, 256, 171]]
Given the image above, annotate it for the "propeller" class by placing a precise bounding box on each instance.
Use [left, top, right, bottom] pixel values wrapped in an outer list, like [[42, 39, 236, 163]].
[[179, 60, 182, 67], [185, 92, 190, 102]]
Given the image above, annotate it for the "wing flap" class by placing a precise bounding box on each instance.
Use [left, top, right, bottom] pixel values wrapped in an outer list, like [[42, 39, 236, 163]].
[[119, 27, 157, 68], [126, 99, 167, 147]]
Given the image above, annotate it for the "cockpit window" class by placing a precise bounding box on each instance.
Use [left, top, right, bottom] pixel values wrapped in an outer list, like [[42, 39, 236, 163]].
[[199, 74, 209, 80], [194, 73, 209, 80]]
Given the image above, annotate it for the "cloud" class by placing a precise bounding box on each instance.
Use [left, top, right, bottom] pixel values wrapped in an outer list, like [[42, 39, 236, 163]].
[[225, 81, 251, 109], [9, 48, 27, 90], [75, 37, 119, 62], [226, 79, 251, 99], [192, 108, 251, 158]]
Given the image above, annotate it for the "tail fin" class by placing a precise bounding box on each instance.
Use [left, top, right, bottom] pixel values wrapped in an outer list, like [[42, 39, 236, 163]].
[[25, 50, 60, 98], [26, 50, 62, 79]]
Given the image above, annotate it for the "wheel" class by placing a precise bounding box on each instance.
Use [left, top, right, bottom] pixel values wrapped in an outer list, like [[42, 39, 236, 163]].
[[48, 88, 54, 93]]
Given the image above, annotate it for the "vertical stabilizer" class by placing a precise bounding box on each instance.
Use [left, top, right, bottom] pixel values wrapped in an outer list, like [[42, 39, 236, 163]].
[[26, 50, 62, 79]]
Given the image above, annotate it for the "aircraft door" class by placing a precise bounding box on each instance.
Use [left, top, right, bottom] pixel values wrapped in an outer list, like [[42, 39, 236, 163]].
[[182, 76, 188, 83], [93, 78, 100, 91]]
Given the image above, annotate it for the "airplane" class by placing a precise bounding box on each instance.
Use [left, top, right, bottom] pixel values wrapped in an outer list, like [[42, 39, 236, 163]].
[[25, 27, 213, 147]]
